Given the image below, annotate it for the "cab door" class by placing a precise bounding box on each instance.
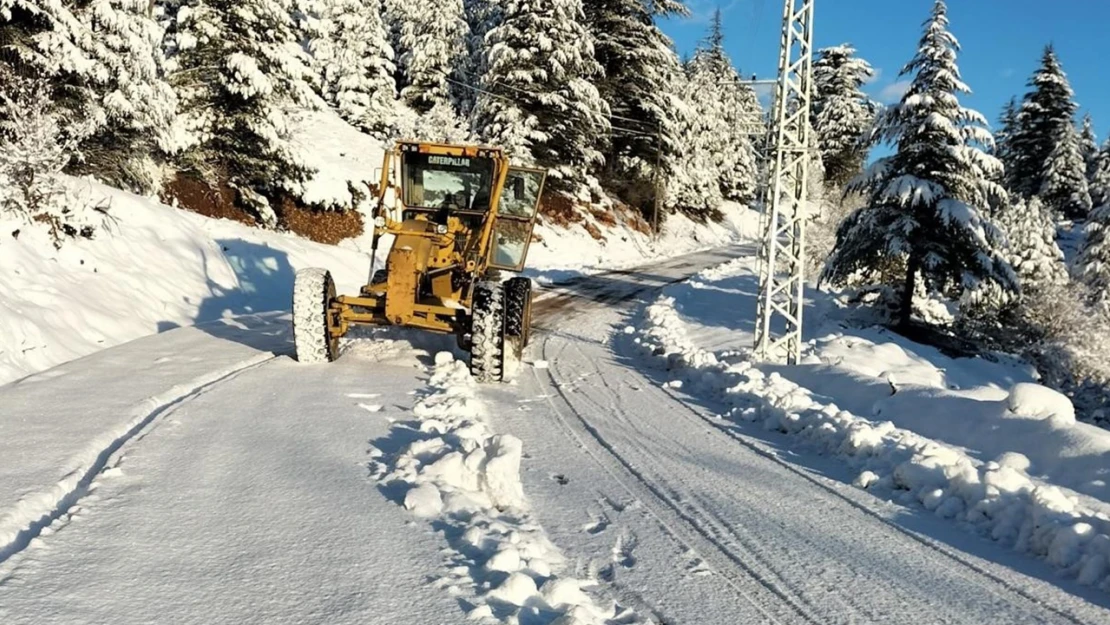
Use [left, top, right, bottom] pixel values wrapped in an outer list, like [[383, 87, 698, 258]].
[[489, 167, 547, 272]]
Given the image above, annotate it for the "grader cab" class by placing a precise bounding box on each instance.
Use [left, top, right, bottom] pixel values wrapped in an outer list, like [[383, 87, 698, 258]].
[[292, 141, 546, 382]]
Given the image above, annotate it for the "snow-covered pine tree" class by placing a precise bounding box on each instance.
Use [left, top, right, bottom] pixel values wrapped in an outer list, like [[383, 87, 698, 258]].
[[1089, 140, 1110, 209], [459, 0, 502, 114], [1007, 46, 1089, 215], [75, 0, 179, 193], [1081, 113, 1099, 181], [164, 0, 317, 227], [471, 0, 609, 193], [811, 44, 877, 190], [992, 98, 1019, 181], [1039, 120, 1092, 220], [665, 72, 724, 216], [389, 100, 472, 143], [683, 11, 759, 206], [0, 1, 177, 194], [822, 0, 1015, 328], [380, 0, 404, 83], [306, 0, 397, 135], [996, 196, 1068, 293], [395, 0, 467, 114], [1077, 200, 1110, 313], [584, 0, 687, 210]]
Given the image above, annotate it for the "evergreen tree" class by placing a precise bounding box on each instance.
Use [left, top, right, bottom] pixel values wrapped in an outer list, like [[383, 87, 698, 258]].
[[164, 0, 317, 227], [996, 196, 1068, 292], [380, 0, 405, 84], [0, 1, 177, 193], [1080, 113, 1099, 181], [1077, 201, 1110, 313], [460, 0, 502, 114], [683, 11, 759, 205], [396, 0, 467, 114], [472, 0, 609, 192], [811, 44, 876, 189], [993, 98, 1019, 180], [1007, 46, 1090, 218], [1089, 140, 1110, 209], [584, 0, 687, 210], [1039, 120, 1092, 219], [822, 0, 1015, 328], [307, 0, 397, 135], [666, 73, 724, 216]]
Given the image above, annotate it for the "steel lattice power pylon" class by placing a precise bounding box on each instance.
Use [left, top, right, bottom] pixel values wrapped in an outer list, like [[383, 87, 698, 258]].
[[755, 0, 815, 365]]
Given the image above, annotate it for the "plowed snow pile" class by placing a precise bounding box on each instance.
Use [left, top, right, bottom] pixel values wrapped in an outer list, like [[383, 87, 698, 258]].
[[370, 353, 642, 625], [631, 255, 1110, 593]]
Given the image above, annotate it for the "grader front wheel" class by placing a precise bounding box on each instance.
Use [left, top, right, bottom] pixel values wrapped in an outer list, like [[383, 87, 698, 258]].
[[293, 268, 340, 363]]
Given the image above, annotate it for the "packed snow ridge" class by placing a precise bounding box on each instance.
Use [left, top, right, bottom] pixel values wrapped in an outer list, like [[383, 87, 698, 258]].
[[370, 353, 642, 625], [631, 263, 1110, 593]]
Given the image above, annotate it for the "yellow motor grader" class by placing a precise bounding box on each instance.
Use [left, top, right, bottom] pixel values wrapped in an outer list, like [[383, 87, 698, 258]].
[[292, 141, 546, 382]]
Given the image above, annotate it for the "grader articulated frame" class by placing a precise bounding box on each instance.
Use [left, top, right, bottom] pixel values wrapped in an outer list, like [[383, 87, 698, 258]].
[[292, 141, 547, 382]]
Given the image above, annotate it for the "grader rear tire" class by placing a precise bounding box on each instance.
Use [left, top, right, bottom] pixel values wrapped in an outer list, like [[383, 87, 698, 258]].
[[293, 268, 339, 363], [503, 278, 532, 380], [504, 277, 533, 345], [469, 281, 505, 382]]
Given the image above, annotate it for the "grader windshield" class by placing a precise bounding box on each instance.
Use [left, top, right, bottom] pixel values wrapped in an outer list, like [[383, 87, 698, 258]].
[[401, 151, 496, 213]]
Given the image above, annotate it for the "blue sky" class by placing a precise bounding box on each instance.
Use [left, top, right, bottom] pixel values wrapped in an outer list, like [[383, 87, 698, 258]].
[[660, 0, 1110, 142]]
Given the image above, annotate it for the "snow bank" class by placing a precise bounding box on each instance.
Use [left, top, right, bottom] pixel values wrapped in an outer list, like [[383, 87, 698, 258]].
[[632, 294, 1110, 593], [0, 177, 375, 386], [669, 255, 1110, 503], [370, 354, 639, 624]]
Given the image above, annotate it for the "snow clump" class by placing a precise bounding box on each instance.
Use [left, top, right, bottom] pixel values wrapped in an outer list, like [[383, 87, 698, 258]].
[[371, 355, 639, 623]]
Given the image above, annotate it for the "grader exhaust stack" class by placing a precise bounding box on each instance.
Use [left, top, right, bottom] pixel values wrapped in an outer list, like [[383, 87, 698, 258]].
[[292, 141, 546, 382]]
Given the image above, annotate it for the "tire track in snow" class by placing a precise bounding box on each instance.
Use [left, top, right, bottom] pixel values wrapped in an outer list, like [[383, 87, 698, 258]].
[[0, 353, 275, 569], [535, 332, 1103, 624], [654, 381, 1102, 625], [541, 338, 826, 625], [533, 339, 816, 625], [582, 354, 865, 622]]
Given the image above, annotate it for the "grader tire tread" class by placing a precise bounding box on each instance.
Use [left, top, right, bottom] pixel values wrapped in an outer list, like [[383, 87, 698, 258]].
[[470, 281, 505, 382], [293, 268, 339, 363], [504, 277, 532, 341]]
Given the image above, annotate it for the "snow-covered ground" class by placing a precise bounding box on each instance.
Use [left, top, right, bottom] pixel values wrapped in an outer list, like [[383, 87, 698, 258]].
[[5, 109, 1110, 624], [0, 109, 757, 387], [630, 254, 1110, 593], [4, 244, 1110, 623]]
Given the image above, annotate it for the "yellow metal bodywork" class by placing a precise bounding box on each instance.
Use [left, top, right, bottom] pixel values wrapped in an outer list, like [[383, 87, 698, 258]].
[[327, 141, 518, 339]]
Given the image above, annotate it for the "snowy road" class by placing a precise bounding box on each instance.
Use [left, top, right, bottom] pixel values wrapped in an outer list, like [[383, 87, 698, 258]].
[[491, 323, 1110, 625], [2, 245, 1109, 624]]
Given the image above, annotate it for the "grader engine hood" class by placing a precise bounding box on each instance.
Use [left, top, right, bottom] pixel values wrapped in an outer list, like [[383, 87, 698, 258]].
[[389, 221, 440, 273], [383, 220, 452, 325]]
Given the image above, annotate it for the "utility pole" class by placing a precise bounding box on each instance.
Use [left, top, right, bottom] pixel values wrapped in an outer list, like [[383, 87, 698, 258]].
[[754, 0, 815, 365]]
